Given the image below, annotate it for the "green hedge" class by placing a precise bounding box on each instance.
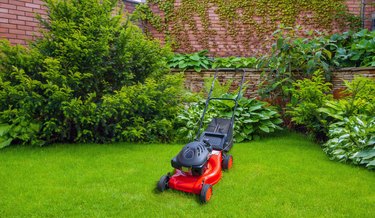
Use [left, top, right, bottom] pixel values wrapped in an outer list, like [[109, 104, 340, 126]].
[[0, 0, 183, 147]]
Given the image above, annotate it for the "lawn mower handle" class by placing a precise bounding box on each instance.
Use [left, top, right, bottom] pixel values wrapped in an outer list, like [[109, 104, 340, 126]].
[[195, 69, 246, 140]]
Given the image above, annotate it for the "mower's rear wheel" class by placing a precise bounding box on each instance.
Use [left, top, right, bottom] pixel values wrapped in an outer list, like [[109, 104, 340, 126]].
[[200, 184, 213, 203], [157, 175, 169, 192], [222, 154, 233, 170]]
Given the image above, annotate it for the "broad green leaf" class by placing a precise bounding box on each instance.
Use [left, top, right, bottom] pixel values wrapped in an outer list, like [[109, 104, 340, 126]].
[[259, 125, 270, 133], [0, 124, 11, 137], [0, 138, 12, 149]]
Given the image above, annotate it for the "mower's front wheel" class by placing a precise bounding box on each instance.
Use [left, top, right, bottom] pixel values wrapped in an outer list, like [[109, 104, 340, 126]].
[[200, 184, 213, 203], [222, 154, 233, 170], [157, 175, 169, 192]]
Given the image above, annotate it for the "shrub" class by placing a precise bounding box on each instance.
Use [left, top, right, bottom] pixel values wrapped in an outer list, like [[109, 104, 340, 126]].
[[323, 115, 375, 170], [285, 73, 374, 169], [203, 77, 233, 98], [319, 76, 375, 122], [286, 71, 333, 139], [329, 29, 375, 67], [258, 26, 333, 105], [0, 0, 182, 147], [176, 94, 282, 142]]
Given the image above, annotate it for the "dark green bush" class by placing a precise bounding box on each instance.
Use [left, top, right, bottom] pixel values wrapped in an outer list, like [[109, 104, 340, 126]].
[[329, 29, 375, 67], [258, 28, 375, 108], [176, 94, 282, 143], [0, 0, 183, 147], [286, 73, 374, 169], [318, 76, 375, 122], [286, 71, 333, 139], [258, 26, 333, 105]]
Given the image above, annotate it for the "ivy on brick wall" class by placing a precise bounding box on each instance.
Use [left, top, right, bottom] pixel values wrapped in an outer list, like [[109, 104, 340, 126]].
[[132, 0, 360, 53]]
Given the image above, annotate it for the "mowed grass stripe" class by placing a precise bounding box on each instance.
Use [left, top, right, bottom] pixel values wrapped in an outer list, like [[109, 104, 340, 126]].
[[0, 132, 374, 217]]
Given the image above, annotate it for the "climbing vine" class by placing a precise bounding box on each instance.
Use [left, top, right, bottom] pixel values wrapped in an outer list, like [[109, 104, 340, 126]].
[[132, 0, 360, 55]]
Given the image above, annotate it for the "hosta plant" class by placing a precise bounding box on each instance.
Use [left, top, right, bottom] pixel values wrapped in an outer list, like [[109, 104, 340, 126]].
[[212, 57, 257, 69], [323, 115, 375, 170], [168, 50, 212, 72], [175, 94, 283, 143]]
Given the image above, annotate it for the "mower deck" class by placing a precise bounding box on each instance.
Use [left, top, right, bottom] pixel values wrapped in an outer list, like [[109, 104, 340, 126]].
[[168, 150, 223, 195]]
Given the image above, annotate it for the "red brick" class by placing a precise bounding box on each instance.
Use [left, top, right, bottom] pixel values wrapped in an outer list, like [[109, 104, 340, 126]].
[[0, 7, 8, 13], [26, 21, 38, 27], [0, 3, 16, 10], [25, 12, 35, 17], [25, 3, 40, 9], [17, 24, 33, 30], [33, 8, 46, 15], [0, 23, 15, 28], [0, 33, 16, 39], [9, 38, 26, 44], [19, 0, 33, 2], [33, 0, 44, 4], [9, 9, 25, 16], [0, 17, 8, 23], [26, 30, 34, 36], [17, 34, 32, 40], [17, 15, 34, 21], [0, 0, 9, 3], [17, 6, 33, 12], [9, 19, 25, 25], [0, 27, 8, 33], [9, 29, 25, 34], [0, 13, 16, 19], [11, 1, 26, 6]]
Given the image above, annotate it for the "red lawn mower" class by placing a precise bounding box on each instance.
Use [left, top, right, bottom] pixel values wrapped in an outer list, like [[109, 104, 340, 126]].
[[157, 69, 246, 203]]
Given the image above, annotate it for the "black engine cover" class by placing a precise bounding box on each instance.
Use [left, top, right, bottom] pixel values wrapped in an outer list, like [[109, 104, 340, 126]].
[[171, 141, 211, 175]]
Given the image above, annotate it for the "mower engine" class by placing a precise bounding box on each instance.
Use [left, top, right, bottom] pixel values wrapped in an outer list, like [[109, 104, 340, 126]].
[[171, 140, 212, 176]]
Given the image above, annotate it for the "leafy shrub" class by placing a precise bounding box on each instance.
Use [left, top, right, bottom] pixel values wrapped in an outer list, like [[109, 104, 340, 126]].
[[176, 94, 282, 142], [329, 29, 375, 67], [0, 0, 182, 147], [319, 76, 375, 122], [168, 50, 212, 72], [203, 77, 233, 98], [323, 115, 375, 170], [258, 26, 333, 104], [286, 71, 333, 139], [212, 57, 257, 69]]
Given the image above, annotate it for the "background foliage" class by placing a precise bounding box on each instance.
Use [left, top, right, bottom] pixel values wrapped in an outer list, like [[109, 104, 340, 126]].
[[323, 115, 375, 170], [0, 0, 183, 147], [176, 93, 282, 143], [329, 29, 375, 67], [286, 75, 375, 169]]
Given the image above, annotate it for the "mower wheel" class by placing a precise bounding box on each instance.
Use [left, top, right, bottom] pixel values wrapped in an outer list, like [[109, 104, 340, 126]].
[[222, 154, 233, 170], [157, 175, 169, 192], [200, 184, 213, 203]]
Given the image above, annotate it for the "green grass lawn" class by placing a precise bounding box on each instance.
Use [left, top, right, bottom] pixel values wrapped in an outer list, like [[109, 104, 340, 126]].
[[0, 132, 374, 217]]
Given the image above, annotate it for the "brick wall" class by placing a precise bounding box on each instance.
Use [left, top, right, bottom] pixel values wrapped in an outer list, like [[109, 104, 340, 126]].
[[0, 0, 46, 45], [1, 0, 374, 54], [147, 0, 375, 56], [0, 0, 138, 45], [178, 67, 375, 98], [346, 0, 374, 28]]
